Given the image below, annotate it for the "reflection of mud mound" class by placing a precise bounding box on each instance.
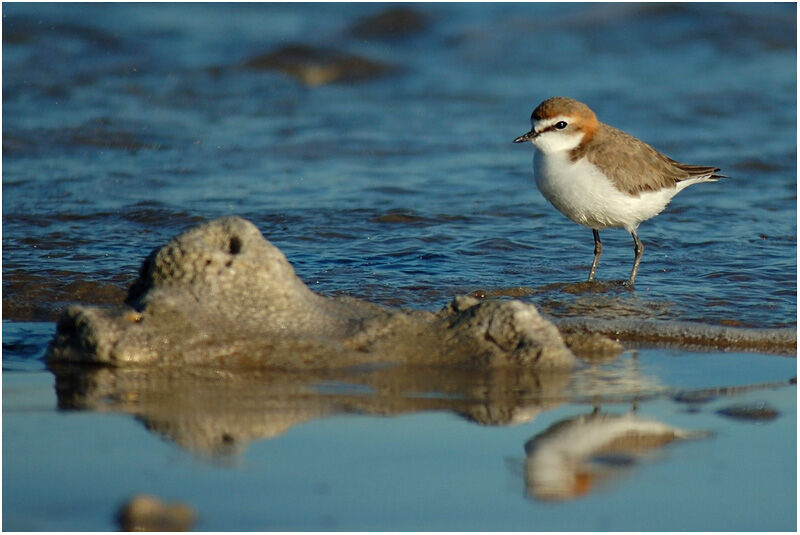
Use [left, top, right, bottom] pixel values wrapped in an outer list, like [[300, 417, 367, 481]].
[[53, 364, 338, 455], [49, 362, 575, 456], [49, 347, 675, 457], [47, 217, 576, 369], [524, 411, 703, 501]]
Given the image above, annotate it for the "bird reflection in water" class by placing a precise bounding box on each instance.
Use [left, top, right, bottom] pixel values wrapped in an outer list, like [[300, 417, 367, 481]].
[[522, 409, 704, 501]]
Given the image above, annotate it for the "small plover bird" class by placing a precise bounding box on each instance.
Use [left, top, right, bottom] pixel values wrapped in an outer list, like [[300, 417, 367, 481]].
[[514, 96, 724, 286]]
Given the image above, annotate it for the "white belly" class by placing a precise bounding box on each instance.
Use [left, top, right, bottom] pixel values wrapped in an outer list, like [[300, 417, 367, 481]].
[[533, 152, 677, 233]]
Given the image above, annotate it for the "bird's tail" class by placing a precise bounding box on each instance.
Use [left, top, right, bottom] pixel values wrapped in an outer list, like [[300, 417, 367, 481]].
[[674, 162, 727, 182], [670, 162, 726, 192]]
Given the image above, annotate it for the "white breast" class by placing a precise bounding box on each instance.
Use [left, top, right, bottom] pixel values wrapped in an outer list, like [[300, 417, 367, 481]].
[[533, 151, 678, 233]]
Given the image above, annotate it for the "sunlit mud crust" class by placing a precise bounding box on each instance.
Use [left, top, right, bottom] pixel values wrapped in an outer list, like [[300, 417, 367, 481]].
[[472, 286, 796, 356], [554, 317, 796, 356]]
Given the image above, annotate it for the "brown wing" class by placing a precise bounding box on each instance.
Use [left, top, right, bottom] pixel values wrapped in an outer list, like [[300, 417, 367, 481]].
[[573, 124, 723, 195]]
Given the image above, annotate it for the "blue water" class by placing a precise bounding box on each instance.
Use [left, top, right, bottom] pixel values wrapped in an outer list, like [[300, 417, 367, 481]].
[[3, 322, 797, 531], [2, 2, 797, 531], [3, 2, 796, 324]]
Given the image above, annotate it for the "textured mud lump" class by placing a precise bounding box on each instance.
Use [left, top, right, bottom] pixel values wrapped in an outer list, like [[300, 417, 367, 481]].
[[47, 217, 576, 369]]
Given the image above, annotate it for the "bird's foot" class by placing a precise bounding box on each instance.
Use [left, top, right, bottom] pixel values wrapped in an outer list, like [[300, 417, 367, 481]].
[[620, 279, 636, 290]]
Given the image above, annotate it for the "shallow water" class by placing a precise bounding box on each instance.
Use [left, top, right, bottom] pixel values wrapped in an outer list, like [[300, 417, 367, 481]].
[[3, 2, 796, 325], [2, 2, 797, 531], [3, 322, 797, 531]]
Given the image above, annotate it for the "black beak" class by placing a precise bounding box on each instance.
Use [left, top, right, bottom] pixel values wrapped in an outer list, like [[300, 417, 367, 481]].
[[513, 130, 536, 143]]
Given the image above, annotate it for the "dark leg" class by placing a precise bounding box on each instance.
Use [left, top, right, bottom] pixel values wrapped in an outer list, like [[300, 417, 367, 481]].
[[588, 229, 602, 281], [627, 231, 644, 286]]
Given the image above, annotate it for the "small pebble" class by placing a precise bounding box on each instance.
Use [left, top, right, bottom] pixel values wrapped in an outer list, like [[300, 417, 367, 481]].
[[117, 494, 196, 531]]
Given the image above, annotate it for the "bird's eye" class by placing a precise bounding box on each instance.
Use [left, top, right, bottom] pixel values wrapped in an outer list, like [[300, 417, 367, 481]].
[[555, 121, 568, 130]]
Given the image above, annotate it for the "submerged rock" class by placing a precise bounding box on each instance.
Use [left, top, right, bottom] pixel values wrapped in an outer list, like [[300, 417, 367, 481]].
[[349, 7, 428, 39], [243, 44, 391, 86], [47, 216, 576, 370]]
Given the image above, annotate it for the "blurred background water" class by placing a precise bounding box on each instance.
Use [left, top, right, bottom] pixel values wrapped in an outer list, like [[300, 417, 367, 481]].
[[2, 2, 797, 531]]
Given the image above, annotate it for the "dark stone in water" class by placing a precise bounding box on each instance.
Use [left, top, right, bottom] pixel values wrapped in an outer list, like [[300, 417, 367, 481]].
[[61, 118, 162, 152], [716, 403, 779, 422], [4, 119, 162, 156], [2, 133, 36, 156], [243, 44, 391, 86], [370, 210, 434, 225], [349, 7, 428, 39], [2, 15, 123, 49]]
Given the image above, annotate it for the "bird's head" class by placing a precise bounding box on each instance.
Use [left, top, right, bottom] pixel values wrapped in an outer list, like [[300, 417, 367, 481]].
[[514, 96, 599, 154]]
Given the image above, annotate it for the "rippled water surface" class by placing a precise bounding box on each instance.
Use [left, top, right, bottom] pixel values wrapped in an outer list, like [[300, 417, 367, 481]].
[[2, 2, 797, 531]]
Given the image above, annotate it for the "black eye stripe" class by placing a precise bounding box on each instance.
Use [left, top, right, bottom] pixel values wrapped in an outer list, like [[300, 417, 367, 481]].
[[529, 116, 571, 136], [535, 120, 569, 135]]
